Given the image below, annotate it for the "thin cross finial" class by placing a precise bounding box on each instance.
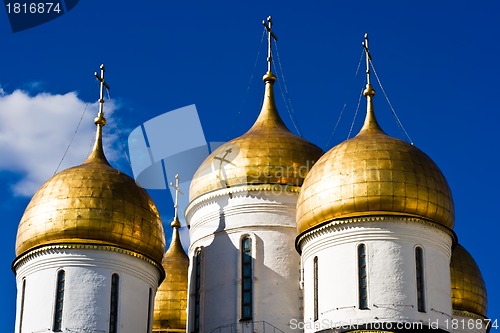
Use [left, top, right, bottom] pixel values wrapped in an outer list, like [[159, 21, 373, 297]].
[[361, 33, 372, 85], [94, 64, 110, 124], [262, 16, 278, 73], [169, 174, 184, 226], [360, 33, 379, 132]]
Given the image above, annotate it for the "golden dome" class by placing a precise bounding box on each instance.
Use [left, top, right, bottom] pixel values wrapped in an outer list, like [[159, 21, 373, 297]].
[[451, 244, 487, 317], [189, 72, 323, 201], [153, 219, 189, 332], [297, 84, 454, 234], [15, 112, 166, 265]]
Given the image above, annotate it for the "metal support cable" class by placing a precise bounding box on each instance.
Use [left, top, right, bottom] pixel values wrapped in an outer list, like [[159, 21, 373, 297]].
[[370, 60, 414, 144], [273, 42, 302, 137], [347, 87, 364, 139], [325, 49, 365, 147], [54, 102, 89, 175]]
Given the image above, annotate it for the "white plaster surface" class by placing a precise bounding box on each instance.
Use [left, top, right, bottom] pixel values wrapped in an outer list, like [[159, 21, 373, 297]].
[[14, 248, 161, 333], [299, 219, 453, 332], [186, 189, 302, 333]]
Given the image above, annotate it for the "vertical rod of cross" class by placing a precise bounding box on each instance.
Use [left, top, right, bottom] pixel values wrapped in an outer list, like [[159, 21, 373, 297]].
[[262, 16, 278, 73], [169, 174, 184, 227], [362, 34, 372, 86], [94, 64, 110, 125]]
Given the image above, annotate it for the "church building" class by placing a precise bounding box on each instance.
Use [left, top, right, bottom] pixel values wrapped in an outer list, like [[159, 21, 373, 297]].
[[12, 18, 488, 333]]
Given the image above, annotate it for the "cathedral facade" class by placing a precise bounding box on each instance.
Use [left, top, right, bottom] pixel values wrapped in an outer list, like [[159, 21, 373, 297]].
[[12, 23, 488, 333]]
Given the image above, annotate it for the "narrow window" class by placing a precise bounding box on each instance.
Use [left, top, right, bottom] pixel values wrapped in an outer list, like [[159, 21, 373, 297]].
[[416, 247, 426, 312], [194, 249, 202, 333], [146, 288, 153, 332], [313, 256, 319, 321], [357, 244, 368, 310], [109, 274, 119, 333], [19, 278, 26, 333], [241, 237, 253, 320], [53, 270, 65, 331]]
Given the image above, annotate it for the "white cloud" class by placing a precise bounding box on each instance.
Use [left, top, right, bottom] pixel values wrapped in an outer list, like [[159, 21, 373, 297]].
[[0, 89, 120, 196]]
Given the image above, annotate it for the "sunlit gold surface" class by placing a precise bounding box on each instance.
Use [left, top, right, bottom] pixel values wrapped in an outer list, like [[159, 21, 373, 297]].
[[451, 244, 487, 317], [153, 222, 188, 332], [189, 72, 323, 201], [15, 119, 166, 264], [296, 89, 454, 234]]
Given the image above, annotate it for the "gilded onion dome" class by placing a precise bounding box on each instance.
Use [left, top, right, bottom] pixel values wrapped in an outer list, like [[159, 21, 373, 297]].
[[296, 82, 454, 234], [153, 218, 189, 332], [451, 244, 488, 317], [14, 69, 166, 265], [189, 71, 323, 201]]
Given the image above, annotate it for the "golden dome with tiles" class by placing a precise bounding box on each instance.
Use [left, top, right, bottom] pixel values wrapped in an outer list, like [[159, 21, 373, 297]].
[[451, 244, 487, 317], [15, 114, 166, 265], [189, 72, 323, 201], [296, 84, 454, 234], [153, 219, 189, 332]]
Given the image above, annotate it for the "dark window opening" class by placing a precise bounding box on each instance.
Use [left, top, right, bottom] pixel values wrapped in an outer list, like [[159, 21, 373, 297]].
[[241, 237, 253, 321], [109, 273, 119, 333], [53, 270, 65, 332], [313, 256, 319, 321], [416, 247, 426, 312], [358, 244, 368, 310], [194, 249, 202, 333]]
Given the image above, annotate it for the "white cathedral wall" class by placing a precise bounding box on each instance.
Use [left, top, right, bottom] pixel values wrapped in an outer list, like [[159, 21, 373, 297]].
[[186, 188, 302, 333], [299, 218, 453, 333], [14, 247, 161, 333]]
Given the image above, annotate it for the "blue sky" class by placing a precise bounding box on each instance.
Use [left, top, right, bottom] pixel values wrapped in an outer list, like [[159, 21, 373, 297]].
[[1, 1, 498, 330]]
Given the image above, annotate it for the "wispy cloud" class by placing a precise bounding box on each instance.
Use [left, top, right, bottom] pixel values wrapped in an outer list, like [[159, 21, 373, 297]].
[[0, 89, 120, 196], [25, 81, 44, 91]]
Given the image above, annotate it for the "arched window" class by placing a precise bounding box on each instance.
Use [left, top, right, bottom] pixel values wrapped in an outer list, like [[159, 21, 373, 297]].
[[109, 273, 119, 333], [19, 278, 26, 332], [53, 270, 65, 332], [241, 236, 253, 320], [193, 248, 202, 333], [357, 244, 368, 310], [147, 287, 153, 332], [415, 247, 426, 312], [313, 256, 319, 321]]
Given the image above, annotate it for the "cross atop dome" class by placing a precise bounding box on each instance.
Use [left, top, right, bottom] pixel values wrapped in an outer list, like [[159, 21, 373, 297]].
[[262, 16, 278, 74], [94, 64, 110, 127], [362, 34, 372, 86], [361, 33, 375, 98], [359, 33, 381, 132], [169, 174, 183, 228], [85, 64, 112, 164]]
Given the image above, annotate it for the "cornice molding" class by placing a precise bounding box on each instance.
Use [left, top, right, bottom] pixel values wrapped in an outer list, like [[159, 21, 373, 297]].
[[12, 243, 165, 281], [185, 184, 300, 220], [296, 215, 457, 253]]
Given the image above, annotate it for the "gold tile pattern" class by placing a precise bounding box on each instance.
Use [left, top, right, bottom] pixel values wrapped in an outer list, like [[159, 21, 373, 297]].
[[451, 244, 487, 317], [15, 123, 166, 265], [297, 92, 454, 234], [153, 223, 189, 331], [189, 72, 323, 201]]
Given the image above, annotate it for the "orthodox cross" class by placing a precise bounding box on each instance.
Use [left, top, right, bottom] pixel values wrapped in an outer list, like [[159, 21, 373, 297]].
[[94, 64, 110, 122], [214, 148, 236, 187], [262, 16, 278, 73], [214, 148, 235, 167], [169, 174, 184, 223], [361, 34, 372, 85]]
